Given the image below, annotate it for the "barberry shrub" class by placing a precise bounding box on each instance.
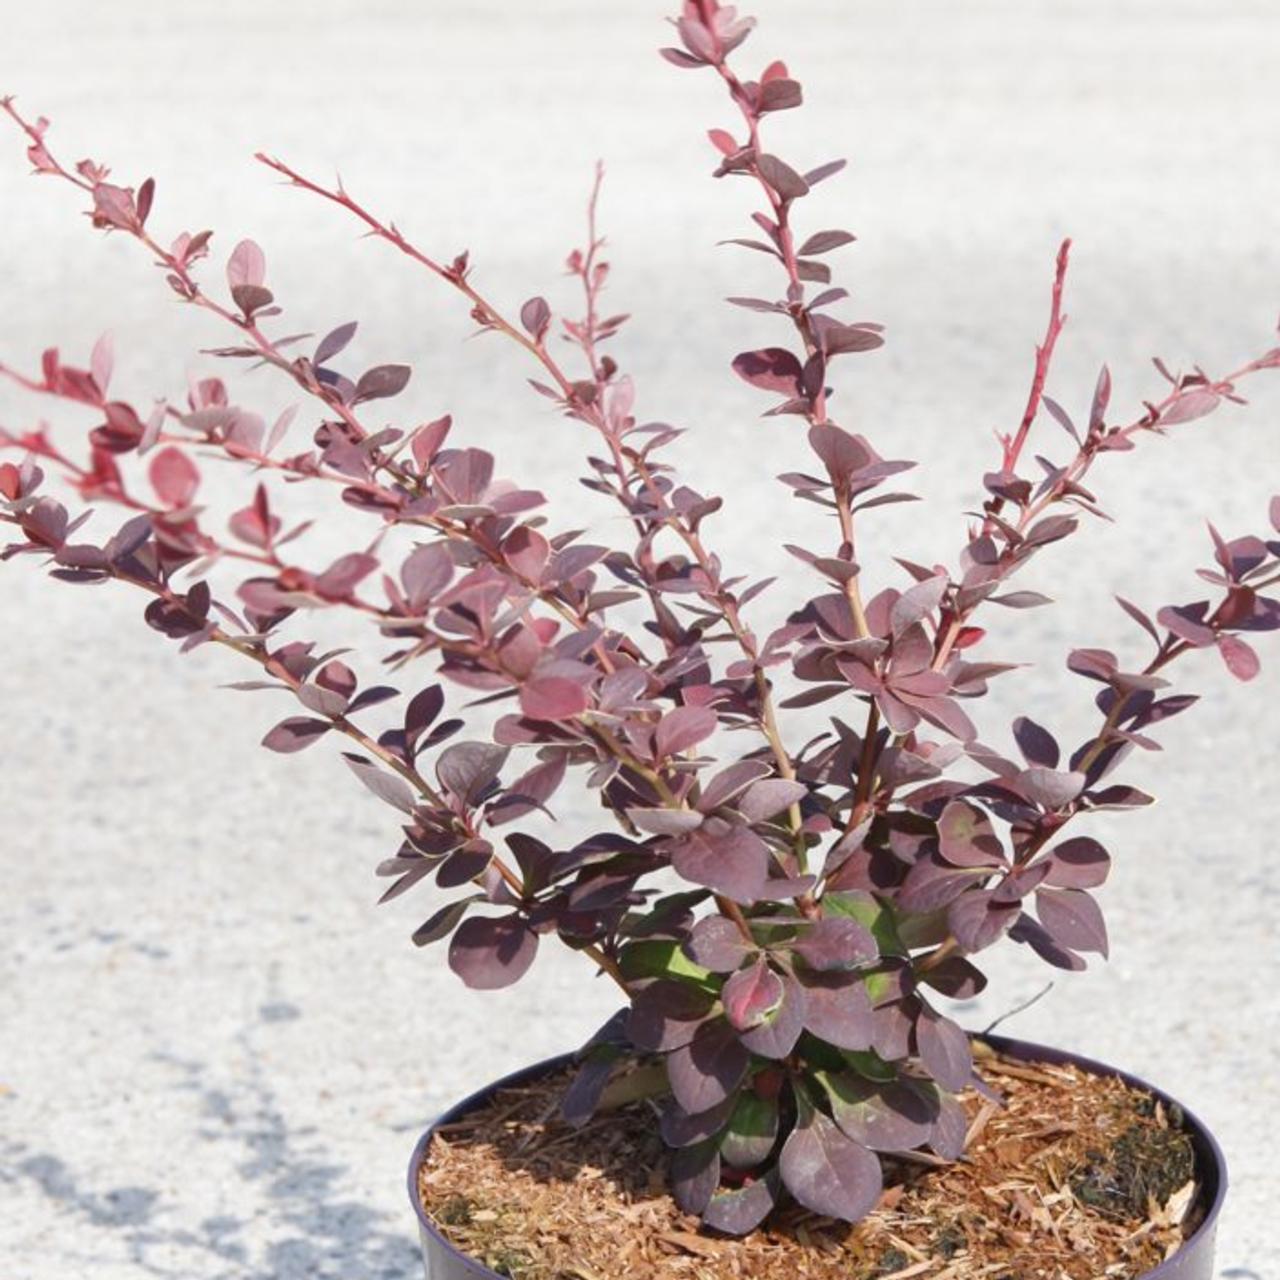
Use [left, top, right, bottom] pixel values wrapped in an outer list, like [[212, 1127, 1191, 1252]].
[[3, 0, 1278, 1236]]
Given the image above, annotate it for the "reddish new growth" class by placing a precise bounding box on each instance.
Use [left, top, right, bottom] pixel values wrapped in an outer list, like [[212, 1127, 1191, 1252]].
[[3, 0, 1278, 1235]]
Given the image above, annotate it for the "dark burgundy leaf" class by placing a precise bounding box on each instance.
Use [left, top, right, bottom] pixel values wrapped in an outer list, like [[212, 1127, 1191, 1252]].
[[659, 46, 705, 69], [822, 325, 884, 356], [666, 1018, 750, 1114], [669, 819, 769, 903], [261, 716, 330, 753], [946, 890, 1018, 953], [698, 759, 772, 812], [1017, 767, 1086, 810], [411, 896, 476, 947], [936, 800, 1005, 868], [684, 915, 755, 973], [780, 1103, 881, 1223], [1010, 913, 1087, 971], [520, 674, 590, 722], [914, 1006, 972, 1091], [1218, 633, 1261, 681], [730, 347, 802, 395], [149, 447, 199, 508], [655, 704, 717, 757], [1044, 837, 1111, 889], [660, 1096, 735, 1154], [628, 808, 704, 837], [792, 917, 877, 971], [738, 974, 807, 1058], [797, 969, 873, 1050], [436, 844, 493, 888], [231, 284, 274, 317], [1159, 388, 1220, 425], [758, 77, 803, 112], [628, 980, 716, 1052], [671, 1139, 721, 1215], [519, 296, 551, 341], [928, 1091, 969, 1159], [737, 777, 806, 823], [448, 913, 538, 989], [703, 1166, 780, 1235], [918, 954, 988, 1000], [561, 1052, 616, 1129], [436, 741, 508, 806], [799, 229, 856, 255], [1012, 716, 1059, 769], [353, 363, 411, 403], [723, 957, 784, 1030], [314, 320, 358, 366], [890, 576, 947, 636], [227, 238, 265, 289], [1158, 604, 1216, 647], [314, 552, 378, 599], [898, 854, 986, 914], [822, 1073, 937, 1152], [1090, 364, 1112, 432], [1035, 888, 1108, 957], [344, 755, 417, 813], [756, 154, 809, 200]]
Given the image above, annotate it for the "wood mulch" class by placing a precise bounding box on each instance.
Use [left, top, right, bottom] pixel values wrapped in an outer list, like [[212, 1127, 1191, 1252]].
[[417, 1040, 1201, 1280]]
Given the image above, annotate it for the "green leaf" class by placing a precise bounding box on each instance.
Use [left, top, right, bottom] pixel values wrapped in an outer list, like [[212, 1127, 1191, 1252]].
[[823, 891, 906, 955], [841, 1049, 897, 1083], [720, 1091, 780, 1169], [617, 938, 713, 987], [863, 969, 897, 1004]]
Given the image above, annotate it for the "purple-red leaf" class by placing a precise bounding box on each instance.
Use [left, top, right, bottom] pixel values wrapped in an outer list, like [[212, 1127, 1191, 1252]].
[[1044, 837, 1111, 889], [448, 914, 538, 989], [731, 347, 802, 395], [796, 969, 874, 1050], [780, 1104, 882, 1223], [1035, 888, 1109, 957], [353, 364, 411, 403], [684, 915, 755, 972], [936, 800, 1005, 868], [799, 229, 855, 255], [792, 917, 877, 971], [722, 957, 784, 1030], [262, 716, 330, 753], [655, 704, 717, 758], [756, 154, 809, 201], [149, 447, 200, 508], [436, 741, 508, 806], [703, 1167, 780, 1235], [520, 674, 590, 722], [914, 1006, 972, 1091], [666, 1018, 750, 1114], [1218, 633, 1261, 681], [669, 819, 770, 903], [227, 238, 265, 290], [344, 755, 416, 814]]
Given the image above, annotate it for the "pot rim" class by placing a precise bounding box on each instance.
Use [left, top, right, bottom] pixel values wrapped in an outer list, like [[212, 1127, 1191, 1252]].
[[407, 1032, 1228, 1279]]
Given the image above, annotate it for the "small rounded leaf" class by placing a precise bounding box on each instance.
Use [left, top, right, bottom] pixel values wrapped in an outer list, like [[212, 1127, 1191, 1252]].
[[780, 1105, 882, 1224], [448, 914, 538, 989]]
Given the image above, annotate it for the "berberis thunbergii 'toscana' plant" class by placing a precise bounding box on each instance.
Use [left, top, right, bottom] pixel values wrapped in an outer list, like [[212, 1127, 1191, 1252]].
[[2, 0, 1278, 1238]]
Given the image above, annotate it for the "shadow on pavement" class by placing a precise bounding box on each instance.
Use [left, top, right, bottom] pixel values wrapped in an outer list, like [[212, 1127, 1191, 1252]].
[[2, 1014, 421, 1280]]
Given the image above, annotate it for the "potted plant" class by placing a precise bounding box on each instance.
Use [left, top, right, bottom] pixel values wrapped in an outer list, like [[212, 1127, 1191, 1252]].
[[2, 2, 1276, 1276]]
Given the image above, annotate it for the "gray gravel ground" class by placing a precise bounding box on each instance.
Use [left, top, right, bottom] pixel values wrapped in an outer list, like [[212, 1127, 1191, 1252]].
[[2, 2, 1278, 1277]]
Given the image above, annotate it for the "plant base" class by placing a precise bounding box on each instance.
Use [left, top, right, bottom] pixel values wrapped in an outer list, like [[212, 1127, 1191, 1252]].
[[410, 1036, 1224, 1280]]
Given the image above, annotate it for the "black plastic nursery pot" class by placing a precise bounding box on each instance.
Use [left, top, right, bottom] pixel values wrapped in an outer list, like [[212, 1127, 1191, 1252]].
[[406, 1033, 1227, 1280]]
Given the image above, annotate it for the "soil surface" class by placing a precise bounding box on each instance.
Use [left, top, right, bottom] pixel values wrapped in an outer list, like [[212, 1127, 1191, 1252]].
[[418, 1044, 1200, 1280]]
